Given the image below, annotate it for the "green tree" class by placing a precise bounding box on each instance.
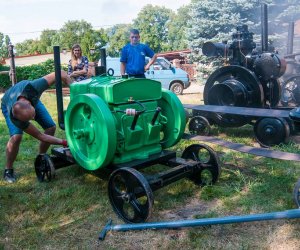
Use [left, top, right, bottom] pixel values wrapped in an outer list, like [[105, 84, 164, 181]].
[[80, 28, 108, 61], [187, 0, 300, 61], [15, 39, 41, 56], [59, 20, 93, 49], [133, 5, 174, 52], [167, 5, 191, 51], [39, 29, 58, 54], [106, 24, 132, 57], [0, 33, 11, 59]]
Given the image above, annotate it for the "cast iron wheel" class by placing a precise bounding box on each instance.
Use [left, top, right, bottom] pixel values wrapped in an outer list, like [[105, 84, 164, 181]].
[[181, 144, 221, 186], [293, 179, 300, 208], [170, 82, 184, 95], [108, 167, 154, 223], [34, 154, 56, 182], [280, 74, 300, 107], [188, 116, 211, 135], [254, 117, 290, 147]]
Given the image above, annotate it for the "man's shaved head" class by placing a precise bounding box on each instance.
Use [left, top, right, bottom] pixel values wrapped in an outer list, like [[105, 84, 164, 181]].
[[12, 101, 35, 122]]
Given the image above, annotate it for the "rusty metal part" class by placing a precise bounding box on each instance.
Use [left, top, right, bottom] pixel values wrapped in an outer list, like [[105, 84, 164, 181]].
[[184, 134, 300, 162]]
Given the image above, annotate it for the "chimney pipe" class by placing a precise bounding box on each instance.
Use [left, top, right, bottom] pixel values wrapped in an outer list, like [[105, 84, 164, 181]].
[[287, 22, 294, 55], [261, 3, 268, 52]]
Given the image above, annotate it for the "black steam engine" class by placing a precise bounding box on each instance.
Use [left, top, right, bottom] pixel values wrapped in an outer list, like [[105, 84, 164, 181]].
[[188, 4, 300, 147], [202, 24, 286, 112]]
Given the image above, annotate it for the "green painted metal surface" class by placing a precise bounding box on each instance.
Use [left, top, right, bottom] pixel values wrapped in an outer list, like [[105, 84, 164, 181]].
[[66, 76, 185, 170], [65, 94, 117, 170], [158, 90, 186, 148]]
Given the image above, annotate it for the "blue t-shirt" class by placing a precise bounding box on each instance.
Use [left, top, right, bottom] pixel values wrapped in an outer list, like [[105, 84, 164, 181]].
[[120, 43, 155, 75]]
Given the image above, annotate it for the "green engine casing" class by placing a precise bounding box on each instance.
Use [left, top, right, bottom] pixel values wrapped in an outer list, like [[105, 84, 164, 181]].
[[64, 76, 186, 171]]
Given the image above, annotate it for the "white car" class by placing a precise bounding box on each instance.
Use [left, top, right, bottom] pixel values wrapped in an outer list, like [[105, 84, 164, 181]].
[[98, 56, 190, 95]]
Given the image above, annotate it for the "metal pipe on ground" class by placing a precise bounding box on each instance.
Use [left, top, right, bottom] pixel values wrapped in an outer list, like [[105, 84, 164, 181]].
[[99, 209, 300, 240]]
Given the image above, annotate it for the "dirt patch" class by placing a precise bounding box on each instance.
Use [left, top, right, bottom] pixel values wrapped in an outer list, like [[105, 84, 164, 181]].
[[159, 197, 220, 221]]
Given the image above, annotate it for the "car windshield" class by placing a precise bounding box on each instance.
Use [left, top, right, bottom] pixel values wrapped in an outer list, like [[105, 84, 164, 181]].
[[150, 58, 170, 70]]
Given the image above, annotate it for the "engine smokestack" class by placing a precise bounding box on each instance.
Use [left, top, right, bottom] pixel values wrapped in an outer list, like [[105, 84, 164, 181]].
[[261, 3, 268, 52]]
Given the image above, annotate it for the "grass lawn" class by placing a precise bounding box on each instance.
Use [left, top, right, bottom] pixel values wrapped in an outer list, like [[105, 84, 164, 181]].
[[0, 91, 300, 249]]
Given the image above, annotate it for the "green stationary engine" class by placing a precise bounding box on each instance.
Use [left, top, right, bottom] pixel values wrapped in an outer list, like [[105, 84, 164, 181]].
[[64, 76, 186, 170]]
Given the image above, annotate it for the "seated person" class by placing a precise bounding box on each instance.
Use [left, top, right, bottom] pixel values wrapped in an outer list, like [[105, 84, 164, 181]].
[[68, 44, 89, 82]]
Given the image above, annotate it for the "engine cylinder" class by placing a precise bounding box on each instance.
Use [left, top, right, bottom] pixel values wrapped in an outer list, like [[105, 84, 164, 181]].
[[253, 53, 286, 81]]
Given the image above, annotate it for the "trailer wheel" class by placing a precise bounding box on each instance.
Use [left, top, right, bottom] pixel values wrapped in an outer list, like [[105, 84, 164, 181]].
[[182, 144, 221, 186], [108, 167, 154, 223], [34, 154, 56, 182], [188, 116, 211, 136], [254, 117, 290, 147]]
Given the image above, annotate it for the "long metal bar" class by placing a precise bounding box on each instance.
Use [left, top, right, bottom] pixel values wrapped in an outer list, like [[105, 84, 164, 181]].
[[185, 134, 300, 162], [53, 46, 65, 130], [99, 209, 300, 240]]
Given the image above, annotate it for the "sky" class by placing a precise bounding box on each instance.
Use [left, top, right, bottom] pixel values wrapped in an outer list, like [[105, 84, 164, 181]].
[[0, 0, 191, 44]]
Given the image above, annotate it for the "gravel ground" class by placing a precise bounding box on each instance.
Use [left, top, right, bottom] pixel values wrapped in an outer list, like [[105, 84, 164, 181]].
[[183, 82, 204, 94]]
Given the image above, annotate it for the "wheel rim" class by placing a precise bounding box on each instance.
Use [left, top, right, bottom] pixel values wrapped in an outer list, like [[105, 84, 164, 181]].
[[108, 168, 154, 223], [65, 94, 117, 170], [281, 75, 300, 106], [254, 117, 290, 147], [158, 90, 186, 149], [188, 116, 211, 135], [182, 144, 221, 185], [34, 154, 55, 182], [172, 83, 183, 94]]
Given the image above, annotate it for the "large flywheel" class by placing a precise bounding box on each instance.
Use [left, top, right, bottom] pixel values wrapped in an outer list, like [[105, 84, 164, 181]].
[[204, 65, 265, 127], [65, 94, 117, 170], [157, 89, 186, 149], [204, 65, 264, 107]]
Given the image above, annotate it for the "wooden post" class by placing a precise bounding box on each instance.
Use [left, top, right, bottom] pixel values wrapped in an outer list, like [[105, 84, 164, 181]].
[[8, 43, 17, 85]]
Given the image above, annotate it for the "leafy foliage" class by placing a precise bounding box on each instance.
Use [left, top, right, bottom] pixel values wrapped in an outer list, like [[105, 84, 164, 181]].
[[0, 33, 11, 59], [0, 59, 67, 90], [167, 5, 191, 51], [187, 0, 300, 61], [105, 24, 132, 57], [133, 4, 174, 52], [80, 29, 108, 62]]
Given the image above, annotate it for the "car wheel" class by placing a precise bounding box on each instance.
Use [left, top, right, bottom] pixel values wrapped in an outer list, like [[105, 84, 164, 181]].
[[170, 82, 183, 95]]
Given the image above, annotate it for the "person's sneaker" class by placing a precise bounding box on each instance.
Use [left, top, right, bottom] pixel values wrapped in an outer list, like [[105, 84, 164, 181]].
[[3, 169, 16, 183]]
